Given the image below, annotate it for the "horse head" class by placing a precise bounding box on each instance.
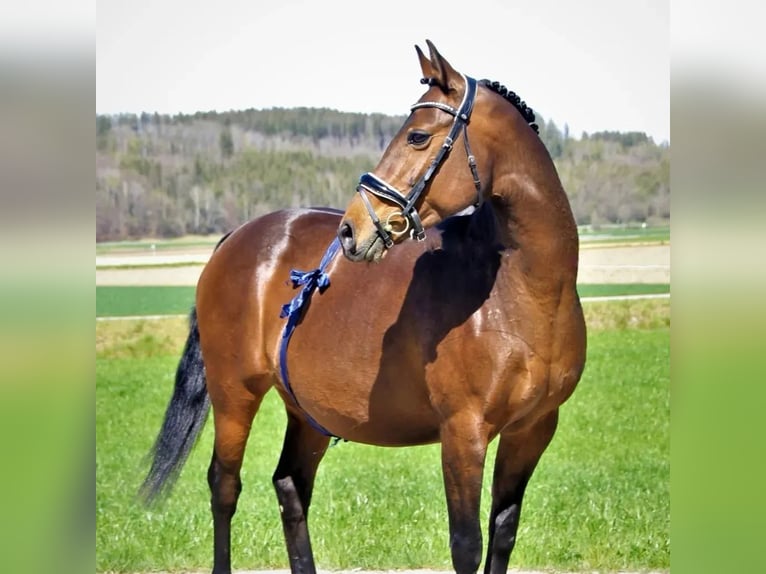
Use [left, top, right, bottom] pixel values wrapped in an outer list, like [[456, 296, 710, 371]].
[[338, 40, 498, 262]]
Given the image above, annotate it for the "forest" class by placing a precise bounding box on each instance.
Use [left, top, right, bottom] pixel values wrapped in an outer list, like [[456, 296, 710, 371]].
[[96, 107, 669, 241]]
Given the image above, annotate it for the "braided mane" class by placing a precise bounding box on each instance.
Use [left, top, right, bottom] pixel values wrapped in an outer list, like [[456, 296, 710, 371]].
[[419, 76, 539, 134], [479, 79, 539, 134]]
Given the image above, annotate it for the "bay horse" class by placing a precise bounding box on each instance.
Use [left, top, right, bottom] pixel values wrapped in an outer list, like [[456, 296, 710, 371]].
[[141, 40, 586, 574]]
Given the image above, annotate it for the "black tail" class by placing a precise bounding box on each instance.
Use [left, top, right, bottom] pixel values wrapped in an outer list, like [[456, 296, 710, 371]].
[[140, 307, 210, 504]]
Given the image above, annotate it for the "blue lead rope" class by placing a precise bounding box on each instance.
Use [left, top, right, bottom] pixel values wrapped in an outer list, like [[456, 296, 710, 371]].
[[278, 237, 343, 441]]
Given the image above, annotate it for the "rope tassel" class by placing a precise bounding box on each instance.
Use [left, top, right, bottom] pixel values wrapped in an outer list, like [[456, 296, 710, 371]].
[[278, 238, 343, 440]]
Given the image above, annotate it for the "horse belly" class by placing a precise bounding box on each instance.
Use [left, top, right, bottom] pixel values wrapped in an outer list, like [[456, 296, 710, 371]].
[[285, 317, 441, 446]]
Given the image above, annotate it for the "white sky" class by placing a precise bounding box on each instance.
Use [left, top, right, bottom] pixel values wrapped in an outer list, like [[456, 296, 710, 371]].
[[97, 0, 669, 143]]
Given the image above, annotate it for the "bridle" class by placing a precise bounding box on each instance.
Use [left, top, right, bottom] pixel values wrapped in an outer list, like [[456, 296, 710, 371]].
[[355, 74, 482, 248]]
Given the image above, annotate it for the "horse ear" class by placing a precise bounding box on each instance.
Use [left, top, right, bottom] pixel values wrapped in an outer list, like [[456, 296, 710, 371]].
[[425, 39, 461, 93], [416, 44, 436, 84]]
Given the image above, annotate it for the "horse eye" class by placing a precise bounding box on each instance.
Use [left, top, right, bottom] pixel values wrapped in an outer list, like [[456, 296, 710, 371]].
[[407, 131, 431, 147]]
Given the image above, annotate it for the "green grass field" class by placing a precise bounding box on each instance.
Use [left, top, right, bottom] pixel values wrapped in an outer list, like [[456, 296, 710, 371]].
[[578, 224, 670, 245], [95, 225, 669, 256], [96, 300, 669, 572], [95, 284, 670, 317], [96, 224, 670, 255], [96, 286, 196, 317], [96, 235, 221, 254]]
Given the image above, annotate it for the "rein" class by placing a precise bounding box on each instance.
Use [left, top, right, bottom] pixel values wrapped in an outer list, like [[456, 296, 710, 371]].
[[278, 237, 343, 440], [356, 74, 481, 247]]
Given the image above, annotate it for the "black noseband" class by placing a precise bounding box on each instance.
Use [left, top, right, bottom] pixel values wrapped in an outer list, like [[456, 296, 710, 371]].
[[355, 74, 481, 247]]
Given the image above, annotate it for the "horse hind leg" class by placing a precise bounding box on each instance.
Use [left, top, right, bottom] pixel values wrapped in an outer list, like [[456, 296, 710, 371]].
[[207, 378, 266, 574], [272, 407, 331, 574], [483, 410, 559, 574]]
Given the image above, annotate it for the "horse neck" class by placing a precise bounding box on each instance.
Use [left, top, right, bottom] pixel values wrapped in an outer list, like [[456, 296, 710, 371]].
[[488, 128, 580, 290]]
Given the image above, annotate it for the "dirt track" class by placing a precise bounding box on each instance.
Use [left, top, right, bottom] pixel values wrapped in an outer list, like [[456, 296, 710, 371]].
[[96, 244, 669, 286]]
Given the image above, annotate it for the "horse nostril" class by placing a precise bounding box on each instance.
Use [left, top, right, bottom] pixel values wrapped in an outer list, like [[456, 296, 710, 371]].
[[338, 221, 356, 253]]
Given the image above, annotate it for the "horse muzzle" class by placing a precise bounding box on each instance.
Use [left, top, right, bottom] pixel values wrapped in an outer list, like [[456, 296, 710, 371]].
[[337, 218, 389, 263]]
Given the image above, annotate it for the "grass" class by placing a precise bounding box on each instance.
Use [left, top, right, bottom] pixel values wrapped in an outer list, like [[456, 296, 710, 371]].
[[578, 224, 670, 246], [96, 286, 196, 317], [96, 284, 669, 318], [96, 299, 669, 572], [96, 262, 207, 271], [96, 235, 221, 254], [95, 225, 670, 255], [96, 316, 190, 359], [577, 283, 669, 298]]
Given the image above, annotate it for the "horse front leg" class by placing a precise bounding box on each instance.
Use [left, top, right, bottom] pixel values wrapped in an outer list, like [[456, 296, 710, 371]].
[[440, 414, 489, 574], [272, 407, 331, 574], [483, 410, 558, 574]]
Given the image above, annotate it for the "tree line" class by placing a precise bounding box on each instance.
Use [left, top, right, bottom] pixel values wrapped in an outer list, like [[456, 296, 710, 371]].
[[96, 108, 669, 241]]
